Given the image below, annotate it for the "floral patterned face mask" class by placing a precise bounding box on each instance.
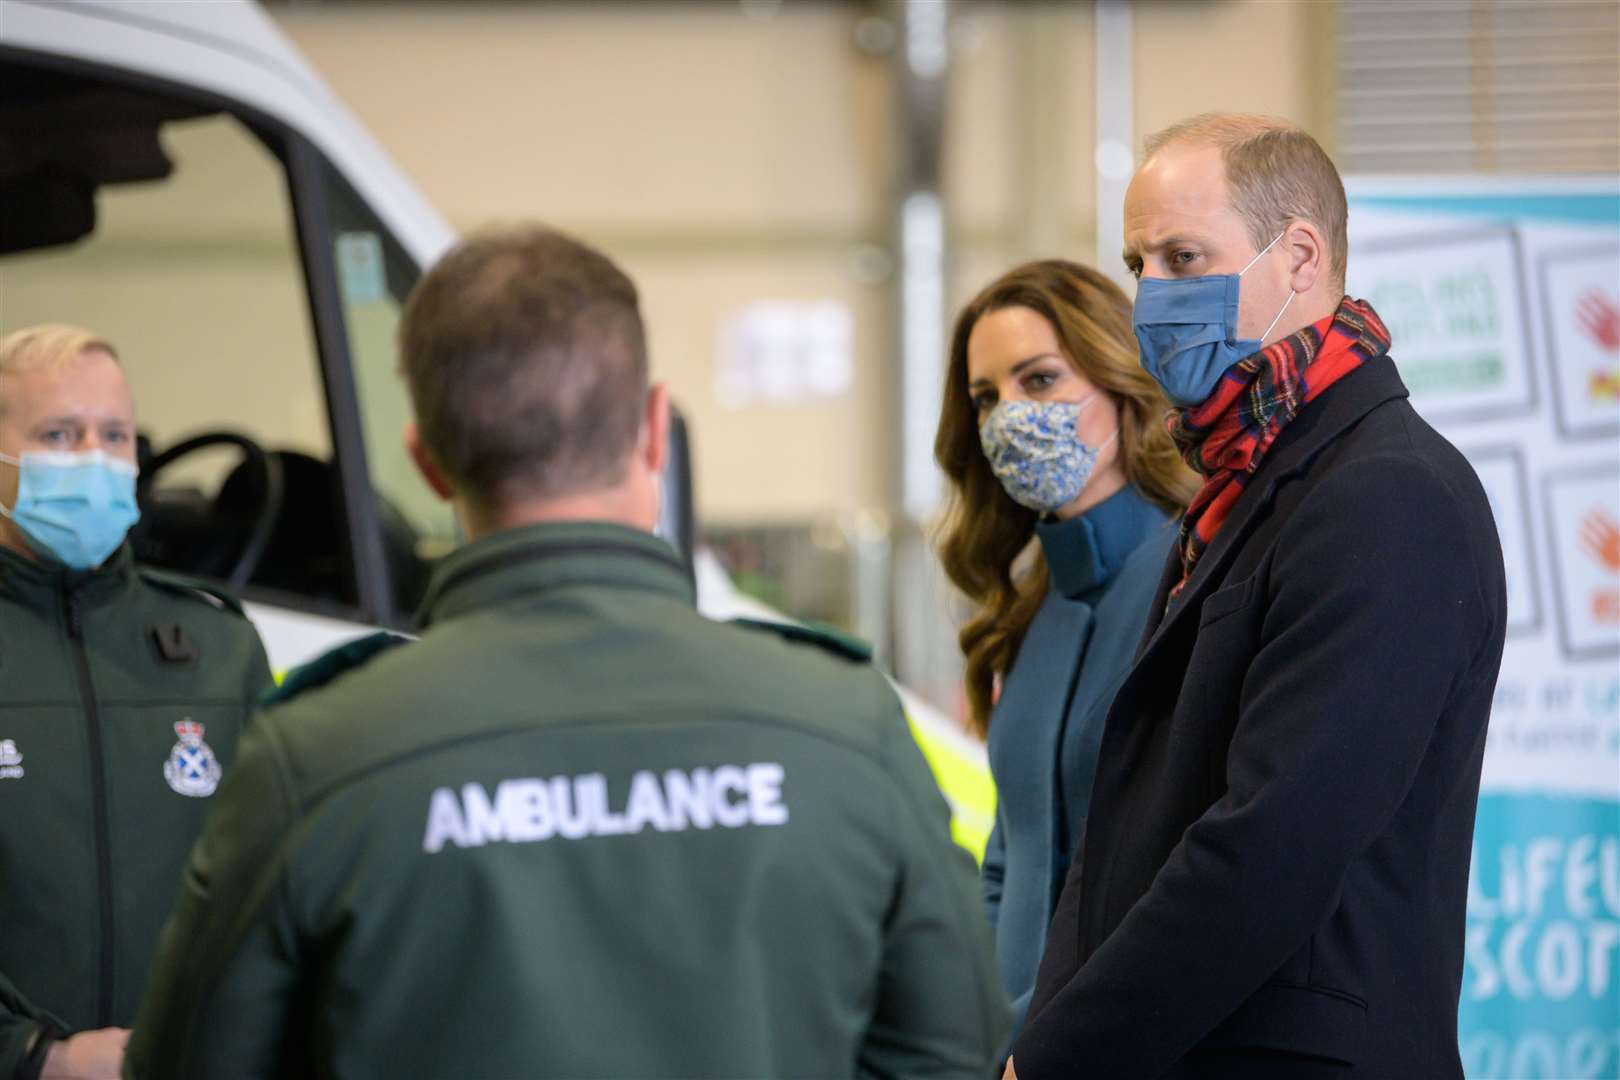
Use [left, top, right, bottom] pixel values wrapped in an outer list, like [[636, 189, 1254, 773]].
[[977, 395, 1118, 514]]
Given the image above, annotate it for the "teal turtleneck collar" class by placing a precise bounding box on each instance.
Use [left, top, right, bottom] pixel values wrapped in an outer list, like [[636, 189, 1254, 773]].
[[1035, 485, 1167, 600]]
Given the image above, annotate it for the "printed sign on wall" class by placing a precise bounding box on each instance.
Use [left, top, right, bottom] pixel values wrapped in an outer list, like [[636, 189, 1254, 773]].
[[1544, 467, 1620, 660], [1469, 448, 1543, 636], [1348, 228, 1535, 422], [715, 300, 854, 408], [1541, 246, 1620, 440]]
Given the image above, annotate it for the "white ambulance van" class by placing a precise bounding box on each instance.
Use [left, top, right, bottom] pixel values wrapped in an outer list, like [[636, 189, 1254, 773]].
[[0, 0, 992, 851]]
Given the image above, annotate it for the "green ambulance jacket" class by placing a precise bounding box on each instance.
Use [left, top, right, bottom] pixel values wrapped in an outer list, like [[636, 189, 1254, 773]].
[[0, 543, 273, 1079], [126, 522, 1010, 1080]]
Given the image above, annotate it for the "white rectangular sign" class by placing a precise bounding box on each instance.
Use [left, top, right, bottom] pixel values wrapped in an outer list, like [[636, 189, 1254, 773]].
[[1543, 466, 1620, 660], [1467, 448, 1543, 637], [1347, 228, 1535, 423], [1539, 246, 1620, 440]]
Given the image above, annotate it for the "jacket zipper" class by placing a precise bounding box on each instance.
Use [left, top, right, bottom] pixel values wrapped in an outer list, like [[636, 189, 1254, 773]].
[[64, 586, 115, 1027]]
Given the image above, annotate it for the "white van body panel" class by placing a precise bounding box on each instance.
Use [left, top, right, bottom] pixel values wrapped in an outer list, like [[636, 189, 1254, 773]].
[[244, 604, 378, 673], [1, 0, 455, 269]]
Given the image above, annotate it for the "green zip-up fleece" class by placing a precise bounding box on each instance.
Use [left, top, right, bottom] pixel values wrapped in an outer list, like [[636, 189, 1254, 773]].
[[126, 521, 1010, 1080], [0, 543, 272, 1080]]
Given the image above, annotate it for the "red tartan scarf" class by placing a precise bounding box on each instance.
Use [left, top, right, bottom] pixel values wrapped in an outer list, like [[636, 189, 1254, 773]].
[[1166, 296, 1392, 602]]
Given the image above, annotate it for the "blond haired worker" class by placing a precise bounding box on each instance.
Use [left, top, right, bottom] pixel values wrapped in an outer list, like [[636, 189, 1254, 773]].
[[0, 326, 272, 1080], [1009, 115, 1506, 1079]]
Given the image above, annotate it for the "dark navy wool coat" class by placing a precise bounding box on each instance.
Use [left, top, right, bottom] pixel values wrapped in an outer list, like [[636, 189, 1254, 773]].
[[1016, 357, 1508, 1079]]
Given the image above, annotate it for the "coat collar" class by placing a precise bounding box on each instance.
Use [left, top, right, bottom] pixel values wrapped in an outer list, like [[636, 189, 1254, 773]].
[[1134, 355, 1411, 664], [1037, 485, 1168, 601], [0, 540, 137, 615], [417, 521, 692, 629]]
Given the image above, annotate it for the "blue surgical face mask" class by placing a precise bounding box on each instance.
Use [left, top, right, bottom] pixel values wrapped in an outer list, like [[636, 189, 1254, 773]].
[[979, 395, 1118, 514], [1131, 231, 1296, 407], [0, 449, 141, 570]]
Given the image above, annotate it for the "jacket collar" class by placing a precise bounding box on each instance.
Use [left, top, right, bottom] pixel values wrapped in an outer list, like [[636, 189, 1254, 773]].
[[417, 521, 692, 630], [1134, 355, 1411, 663], [0, 540, 136, 615], [1036, 485, 1167, 601]]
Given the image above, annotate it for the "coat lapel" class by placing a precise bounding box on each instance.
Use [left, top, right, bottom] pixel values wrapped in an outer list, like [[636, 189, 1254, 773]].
[[1128, 357, 1412, 681], [1133, 545, 1184, 662], [993, 594, 1095, 868]]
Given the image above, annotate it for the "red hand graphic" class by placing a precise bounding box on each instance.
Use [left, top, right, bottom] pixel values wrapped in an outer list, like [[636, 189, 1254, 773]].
[[1578, 509, 1620, 574], [1574, 290, 1620, 353]]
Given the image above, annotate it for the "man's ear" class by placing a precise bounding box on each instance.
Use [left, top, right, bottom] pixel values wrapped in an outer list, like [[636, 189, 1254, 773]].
[[405, 422, 454, 501], [641, 383, 671, 478], [1285, 220, 1325, 294]]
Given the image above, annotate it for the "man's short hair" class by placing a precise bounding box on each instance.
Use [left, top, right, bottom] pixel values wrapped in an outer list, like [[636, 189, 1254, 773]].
[[1144, 113, 1348, 289], [399, 225, 649, 510], [0, 324, 120, 419], [0, 324, 119, 377]]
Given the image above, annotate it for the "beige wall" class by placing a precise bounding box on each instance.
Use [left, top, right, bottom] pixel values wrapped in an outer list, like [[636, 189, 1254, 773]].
[[274, 0, 1331, 526], [280, 4, 894, 523], [0, 3, 1332, 526], [1134, 0, 1327, 155]]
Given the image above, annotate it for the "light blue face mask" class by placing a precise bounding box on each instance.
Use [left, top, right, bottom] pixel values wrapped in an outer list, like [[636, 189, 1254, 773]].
[[1131, 231, 1296, 407], [0, 449, 141, 570], [979, 396, 1118, 514]]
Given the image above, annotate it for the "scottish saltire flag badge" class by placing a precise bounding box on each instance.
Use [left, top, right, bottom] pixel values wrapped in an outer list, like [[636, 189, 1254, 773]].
[[163, 719, 221, 797]]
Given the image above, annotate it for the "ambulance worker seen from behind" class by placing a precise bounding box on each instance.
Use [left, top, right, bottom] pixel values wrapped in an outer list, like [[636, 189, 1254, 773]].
[[0, 325, 272, 1080], [126, 224, 1009, 1080], [934, 260, 1194, 1034]]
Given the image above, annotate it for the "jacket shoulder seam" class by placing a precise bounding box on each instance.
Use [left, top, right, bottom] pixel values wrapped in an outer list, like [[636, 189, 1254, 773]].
[[727, 617, 874, 664], [135, 569, 249, 618]]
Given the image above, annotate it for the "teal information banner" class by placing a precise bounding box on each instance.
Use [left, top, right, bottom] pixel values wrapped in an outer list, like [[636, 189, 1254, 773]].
[[1348, 178, 1620, 1080], [1463, 795, 1620, 1078]]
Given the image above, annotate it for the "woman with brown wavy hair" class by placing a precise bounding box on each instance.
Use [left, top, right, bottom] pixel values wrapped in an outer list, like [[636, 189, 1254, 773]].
[[934, 259, 1195, 1030]]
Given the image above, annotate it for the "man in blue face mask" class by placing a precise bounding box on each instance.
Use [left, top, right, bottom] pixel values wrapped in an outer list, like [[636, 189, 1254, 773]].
[[0, 332, 140, 570], [0, 325, 272, 1080], [1007, 115, 1508, 1080]]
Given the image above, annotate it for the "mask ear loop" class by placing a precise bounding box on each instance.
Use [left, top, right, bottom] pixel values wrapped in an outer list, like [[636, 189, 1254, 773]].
[[1238, 230, 1287, 276], [1071, 394, 1119, 456], [1259, 290, 1296, 344], [1241, 230, 1296, 346]]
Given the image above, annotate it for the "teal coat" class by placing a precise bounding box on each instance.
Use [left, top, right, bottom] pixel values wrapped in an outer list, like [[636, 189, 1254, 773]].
[[981, 485, 1173, 1029]]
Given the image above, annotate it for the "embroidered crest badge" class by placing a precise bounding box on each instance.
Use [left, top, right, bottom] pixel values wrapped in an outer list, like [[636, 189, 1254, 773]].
[[163, 720, 221, 797]]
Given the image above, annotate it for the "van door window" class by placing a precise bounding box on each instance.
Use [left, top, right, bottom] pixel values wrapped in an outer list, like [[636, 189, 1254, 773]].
[[0, 60, 360, 614], [316, 163, 449, 618]]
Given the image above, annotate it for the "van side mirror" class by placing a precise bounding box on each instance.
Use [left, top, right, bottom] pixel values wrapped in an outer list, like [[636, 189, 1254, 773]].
[[0, 176, 95, 254], [657, 405, 697, 578]]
